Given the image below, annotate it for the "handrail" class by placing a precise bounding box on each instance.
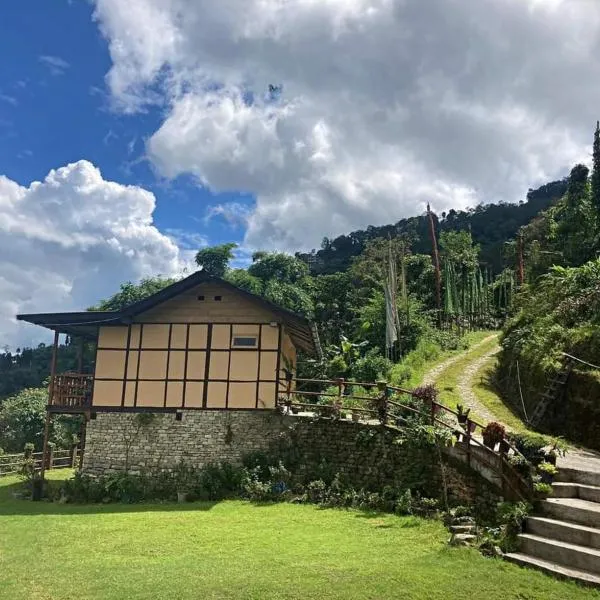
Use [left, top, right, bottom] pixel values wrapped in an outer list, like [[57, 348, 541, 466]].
[[278, 377, 533, 500], [561, 352, 600, 371]]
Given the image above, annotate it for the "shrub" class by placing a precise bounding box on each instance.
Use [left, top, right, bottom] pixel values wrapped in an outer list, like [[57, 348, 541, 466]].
[[482, 422, 506, 447], [351, 350, 392, 383], [507, 432, 549, 466]]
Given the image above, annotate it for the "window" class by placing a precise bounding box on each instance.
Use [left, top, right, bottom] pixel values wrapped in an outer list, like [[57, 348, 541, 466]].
[[232, 336, 258, 348], [214, 295, 222, 301], [197, 295, 205, 301]]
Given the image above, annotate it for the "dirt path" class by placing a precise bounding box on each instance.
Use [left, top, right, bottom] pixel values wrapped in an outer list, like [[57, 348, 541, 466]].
[[455, 345, 505, 427], [422, 334, 499, 386]]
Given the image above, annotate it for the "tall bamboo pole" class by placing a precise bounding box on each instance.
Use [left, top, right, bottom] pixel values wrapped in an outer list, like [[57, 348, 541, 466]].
[[427, 203, 442, 325], [517, 230, 525, 286], [41, 330, 60, 481]]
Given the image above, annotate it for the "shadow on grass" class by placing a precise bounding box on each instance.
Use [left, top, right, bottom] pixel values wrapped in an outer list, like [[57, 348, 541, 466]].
[[0, 481, 222, 516], [478, 373, 528, 424]]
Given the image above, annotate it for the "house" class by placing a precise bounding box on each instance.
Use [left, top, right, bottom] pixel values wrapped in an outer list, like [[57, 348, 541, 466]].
[[17, 271, 321, 474]]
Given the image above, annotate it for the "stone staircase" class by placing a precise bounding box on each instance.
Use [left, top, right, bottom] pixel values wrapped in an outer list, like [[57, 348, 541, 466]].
[[505, 465, 600, 587]]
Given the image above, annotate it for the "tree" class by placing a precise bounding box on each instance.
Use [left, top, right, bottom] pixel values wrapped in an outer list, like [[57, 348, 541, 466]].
[[195, 243, 237, 277], [92, 277, 176, 311], [592, 121, 600, 216], [225, 269, 263, 296], [0, 387, 78, 452], [558, 164, 595, 266], [248, 252, 309, 284]]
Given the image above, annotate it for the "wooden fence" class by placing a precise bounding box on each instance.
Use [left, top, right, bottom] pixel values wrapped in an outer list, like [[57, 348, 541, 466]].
[[0, 446, 80, 477], [277, 377, 532, 500]]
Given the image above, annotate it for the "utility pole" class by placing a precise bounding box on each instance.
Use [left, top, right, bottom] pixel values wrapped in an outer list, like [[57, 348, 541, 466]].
[[427, 203, 442, 325], [517, 230, 525, 286]]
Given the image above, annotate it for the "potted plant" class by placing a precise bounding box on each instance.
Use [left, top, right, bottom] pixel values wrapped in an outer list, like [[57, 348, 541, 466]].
[[537, 461, 558, 484], [545, 438, 567, 466], [456, 404, 470, 425], [482, 422, 506, 450]]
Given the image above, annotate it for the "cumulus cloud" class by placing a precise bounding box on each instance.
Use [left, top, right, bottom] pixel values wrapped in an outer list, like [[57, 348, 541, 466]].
[[93, 0, 600, 250], [0, 161, 186, 348]]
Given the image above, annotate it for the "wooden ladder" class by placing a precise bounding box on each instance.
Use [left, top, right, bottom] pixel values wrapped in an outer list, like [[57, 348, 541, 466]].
[[528, 355, 576, 428]]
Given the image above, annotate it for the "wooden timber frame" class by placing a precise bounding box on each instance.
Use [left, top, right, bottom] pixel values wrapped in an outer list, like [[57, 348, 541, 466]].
[[40, 331, 90, 480]]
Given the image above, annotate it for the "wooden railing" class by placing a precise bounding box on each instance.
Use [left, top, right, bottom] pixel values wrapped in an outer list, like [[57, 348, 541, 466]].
[[0, 447, 80, 477], [277, 377, 532, 500], [50, 373, 93, 409]]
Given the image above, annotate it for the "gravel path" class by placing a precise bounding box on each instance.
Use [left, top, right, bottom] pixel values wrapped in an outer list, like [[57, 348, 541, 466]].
[[422, 334, 499, 386], [455, 344, 504, 427]]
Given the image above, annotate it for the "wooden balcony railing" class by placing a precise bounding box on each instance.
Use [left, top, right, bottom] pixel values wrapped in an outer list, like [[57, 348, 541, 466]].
[[50, 373, 93, 410]]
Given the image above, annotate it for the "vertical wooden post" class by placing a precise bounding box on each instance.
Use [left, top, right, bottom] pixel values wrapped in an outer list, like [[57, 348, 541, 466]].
[[465, 419, 472, 467], [45, 443, 55, 470], [70, 440, 78, 467], [427, 203, 442, 325], [77, 337, 84, 373], [41, 330, 60, 481], [78, 416, 88, 471], [517, 230, 525, 287]]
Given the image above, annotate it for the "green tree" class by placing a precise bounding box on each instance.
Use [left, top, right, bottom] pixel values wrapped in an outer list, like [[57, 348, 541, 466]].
[[0, 387, 78, 452], [195, 243, 237, 277], [592, 121, 600, 217], [92, 277, 176, 311], [248, 252, 309, 284], [557, 164, 595, 266], [225, 269, 263, 295]]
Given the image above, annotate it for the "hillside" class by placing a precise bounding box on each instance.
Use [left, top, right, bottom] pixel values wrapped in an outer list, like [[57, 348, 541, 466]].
[[297, 179, 567, 275]]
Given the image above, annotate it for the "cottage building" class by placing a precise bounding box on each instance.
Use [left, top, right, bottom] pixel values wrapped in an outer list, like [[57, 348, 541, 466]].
[[17, 271, 321, 473]]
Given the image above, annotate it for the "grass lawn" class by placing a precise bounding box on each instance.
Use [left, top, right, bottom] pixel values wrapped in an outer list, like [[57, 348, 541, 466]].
[[0, 472, 597, 599], [472, 356, 535, 433], [434, 333, 500, 413]]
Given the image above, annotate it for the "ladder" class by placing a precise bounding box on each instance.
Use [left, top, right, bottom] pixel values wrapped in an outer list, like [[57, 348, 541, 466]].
[[528, 355, 576, 428]]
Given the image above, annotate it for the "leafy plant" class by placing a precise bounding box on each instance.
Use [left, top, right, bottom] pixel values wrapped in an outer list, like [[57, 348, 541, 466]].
[[482, 422, 506, 448]]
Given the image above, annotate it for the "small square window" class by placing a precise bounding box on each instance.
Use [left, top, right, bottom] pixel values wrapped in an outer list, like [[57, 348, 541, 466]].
[[214, 295, 222, 301], [197, 295, 205, 301], [232, 336, 257, 348]]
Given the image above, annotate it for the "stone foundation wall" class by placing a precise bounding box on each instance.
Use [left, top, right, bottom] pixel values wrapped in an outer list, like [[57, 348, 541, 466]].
[[83, 410, 288, 475], [83, 411, 499, 505]]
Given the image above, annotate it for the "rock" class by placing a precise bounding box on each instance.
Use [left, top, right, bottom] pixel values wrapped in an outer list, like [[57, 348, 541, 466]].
[[449, 533, 477, 546]]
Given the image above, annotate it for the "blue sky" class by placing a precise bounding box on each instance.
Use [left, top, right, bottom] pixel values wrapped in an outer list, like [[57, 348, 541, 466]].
[[1, 0, 598, 348], [0, 0, 251, 255]]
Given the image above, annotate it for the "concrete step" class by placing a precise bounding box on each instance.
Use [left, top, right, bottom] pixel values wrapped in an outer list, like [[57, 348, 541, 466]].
[[519, 533, 600, 574], [541, 498, 600, 528], [504, 552, 600, 588], [527, 517, 600, 550], [556, 468, 600, 487], [552, 482, 600, 503]]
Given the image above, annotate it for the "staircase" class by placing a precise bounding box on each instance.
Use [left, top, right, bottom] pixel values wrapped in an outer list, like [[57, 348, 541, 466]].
[[505, 465, 600, 587], [528, 355, 575, 428]]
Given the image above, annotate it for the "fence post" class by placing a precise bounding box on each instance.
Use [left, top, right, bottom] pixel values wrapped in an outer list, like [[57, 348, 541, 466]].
[[70, 441, 78, 468], [45, 442, 55, 470], [465, 419, 472, 467], [376, 381, 387, 425]]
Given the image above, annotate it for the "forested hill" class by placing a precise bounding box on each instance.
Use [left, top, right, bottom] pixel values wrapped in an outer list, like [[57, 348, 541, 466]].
[[297, 179, 568, 275]]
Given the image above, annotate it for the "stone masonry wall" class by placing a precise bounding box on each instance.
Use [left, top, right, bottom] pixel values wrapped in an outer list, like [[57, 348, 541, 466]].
[[83, 411, 288, 475], [83, 411, 499, 505]]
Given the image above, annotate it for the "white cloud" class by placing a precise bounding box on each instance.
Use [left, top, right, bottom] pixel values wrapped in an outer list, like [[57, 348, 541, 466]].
[[0, 161, 187, 348], [204, 201, 253, 229], [93, 0, 600, 250], [39, 55, 70, 76]]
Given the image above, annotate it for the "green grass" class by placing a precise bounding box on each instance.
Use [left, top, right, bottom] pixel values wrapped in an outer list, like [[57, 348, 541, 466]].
[[1, 472, 597, 599], [472, 356, 534, 433], [392, 329, 495, 389], [429, 334, 499, 413]]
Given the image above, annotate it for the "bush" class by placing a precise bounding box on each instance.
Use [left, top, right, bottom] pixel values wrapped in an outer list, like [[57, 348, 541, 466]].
[[507, 432, 549, 466], [351, 350, 392, 383]]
